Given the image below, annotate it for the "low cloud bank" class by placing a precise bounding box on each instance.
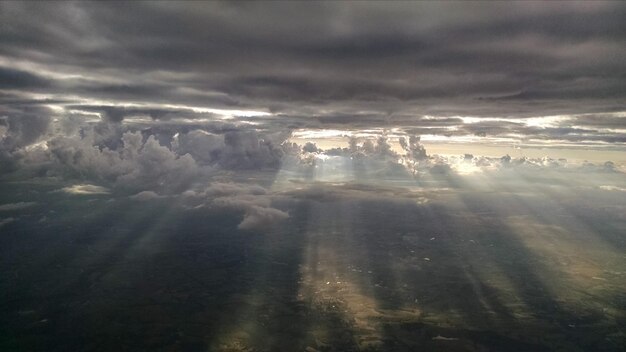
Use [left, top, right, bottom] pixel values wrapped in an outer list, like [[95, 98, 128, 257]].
[[181, 182, 289, 232], [2, 116, 621, 191], [1, 114, 622, 232], [299, 134, 622, 181], [1, 118, 295, 192]]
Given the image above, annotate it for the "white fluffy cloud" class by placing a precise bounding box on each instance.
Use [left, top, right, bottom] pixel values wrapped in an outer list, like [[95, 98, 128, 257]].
[[0, 111, 51, 151], [237, 206, 289, 231], [0, 106, 622, 236], [173, 129, 287, 170], [47, 130, 200, 193], [182, 182, 288, 231], [4, 113, 622, 194], [0, 108, 52, 171], [309, 133, 624, 179]]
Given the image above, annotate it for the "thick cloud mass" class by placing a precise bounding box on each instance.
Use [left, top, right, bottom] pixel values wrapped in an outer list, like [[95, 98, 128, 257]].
[[0, 2, 624, 233], [0, 2, 624, 123], [47, 130, 199, 192], [179, 182, 289, 231], [173, 130, 285, 170]]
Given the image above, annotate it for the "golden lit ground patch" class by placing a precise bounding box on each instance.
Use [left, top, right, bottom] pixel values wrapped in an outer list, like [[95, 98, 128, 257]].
[[504, 215, 625, 320], [298, 230, 422, 350]]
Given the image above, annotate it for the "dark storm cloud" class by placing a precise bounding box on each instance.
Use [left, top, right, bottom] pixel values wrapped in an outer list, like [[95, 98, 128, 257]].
[[0, 104, 52, 171], [275, 113, 465, 131], [457, 122, 626, 144], [569, 114, 626, 129], [0, 1, 625, 129], [0, 105, 51, 150], [66, 105, 213, 123], [0, 67, 51, 89]]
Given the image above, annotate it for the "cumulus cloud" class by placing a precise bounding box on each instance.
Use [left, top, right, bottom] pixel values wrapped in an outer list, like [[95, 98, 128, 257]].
[[0, 110, 51, 151], [302, 134, 445, 180], [172, 129, 287, 170], [300, 132, 625, 181], [116, 134, 199, 191], [439, 153, 622, 176], [7, 114, 613, 201], [181, 182, 288, 231], [0, 106, 304, 196], [215, 195, 289, 231], [0, 105, 52, 171], [1, 2, 624, 133], [237, 206, 289, 231], [219, 131, 285, 170], [0, 3, 624, 237], [47, 130, 201, 193], [173, 130, 225, 164]]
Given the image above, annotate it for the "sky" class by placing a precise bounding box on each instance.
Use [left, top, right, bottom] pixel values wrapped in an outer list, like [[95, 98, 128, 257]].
[[1, 1, 625, 156], [0, 3, 625, 351], [1, 0, 625, 227]]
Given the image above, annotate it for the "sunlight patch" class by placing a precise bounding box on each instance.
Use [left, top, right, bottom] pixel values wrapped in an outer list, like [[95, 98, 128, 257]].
[[61, 184, 110, 195], [0, 202, 37, 211], [0, 217, 16, 227], [599, 185, 626, 192], [292, 129, 352, 140], [453, 162, 482, 175], [415, 196, 429, 204]]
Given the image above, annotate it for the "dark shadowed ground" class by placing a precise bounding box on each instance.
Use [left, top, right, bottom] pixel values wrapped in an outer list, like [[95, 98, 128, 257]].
[[0, 175, 624, 352]]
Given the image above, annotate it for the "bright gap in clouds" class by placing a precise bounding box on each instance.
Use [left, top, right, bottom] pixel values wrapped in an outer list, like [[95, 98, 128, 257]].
[[291, 127, 626, 167]]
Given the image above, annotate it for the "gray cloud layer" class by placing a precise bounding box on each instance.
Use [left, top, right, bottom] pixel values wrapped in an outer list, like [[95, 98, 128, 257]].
[[1, 2, 624, 120], [1, 1, 625, 181]]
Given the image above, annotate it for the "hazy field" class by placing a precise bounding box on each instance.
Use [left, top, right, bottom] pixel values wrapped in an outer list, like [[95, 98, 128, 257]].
[[1, 168, 624, 352]]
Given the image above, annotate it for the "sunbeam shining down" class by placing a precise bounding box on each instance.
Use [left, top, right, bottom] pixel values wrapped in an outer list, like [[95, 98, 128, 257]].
[[1, 2, 625, 352]]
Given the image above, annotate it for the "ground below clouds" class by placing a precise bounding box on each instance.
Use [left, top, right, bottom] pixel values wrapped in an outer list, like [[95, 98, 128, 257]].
[[0, 172, 624, 352]]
